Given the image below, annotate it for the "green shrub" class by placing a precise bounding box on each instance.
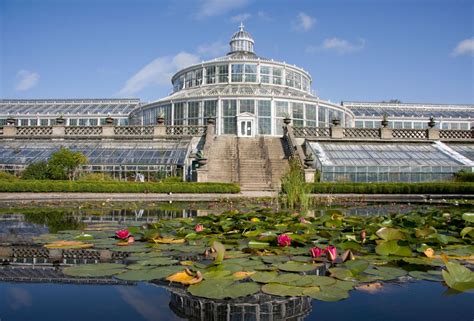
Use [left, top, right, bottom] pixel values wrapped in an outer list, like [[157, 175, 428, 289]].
[[307, 182, 474, 194], [21, 161, 50, 180], [78, 173, 115, 182], [47, 148, 88, 180], [0, 171, 18, 181], [0, 180, 240, 193], [454, 170, 474, 182], [160, 176, 183, 183], [281, 158, 308, 210]]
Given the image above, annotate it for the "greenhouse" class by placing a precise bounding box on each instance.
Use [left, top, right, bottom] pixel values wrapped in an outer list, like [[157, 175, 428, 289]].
[[306, 141, 474, 182], [0, 139, 192, 179]]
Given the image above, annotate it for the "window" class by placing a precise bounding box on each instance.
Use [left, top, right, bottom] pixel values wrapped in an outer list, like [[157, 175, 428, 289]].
[[305, 104, 316, 127], [40, 119, 49, 126], [217, 65, 228, 83], [275, 101, 289, 117], [222, 100, 237, 134], [204, 100, 217, 118], [258, 100, 271, 135], [206, 66, 216, 84], [89, 119, 98, 126], [244, 64, 257, 82], [195, 69, 203, 86], [79, 119, 88, 126], [355, 121, 364, 128], [174, 103, 185, 125], [286, 70, 295, 87], [188, 101, 201, 125], [20, 119, 28, 126], [231, 64, 243, 82], [318, 106, 327, 126], [30, 119, 38, 126], [273, 68, 282, 85], [292, 103, 304, 127], [240, 100, 255, 114], [260, 66, 270, 83], [185, 71, 193, 88]]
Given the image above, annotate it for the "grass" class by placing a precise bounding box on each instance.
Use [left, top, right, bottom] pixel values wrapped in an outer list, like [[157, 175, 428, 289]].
[[0, 180, 240, 193], [280, 158, 308, 209], [307, 182, 474, 194]]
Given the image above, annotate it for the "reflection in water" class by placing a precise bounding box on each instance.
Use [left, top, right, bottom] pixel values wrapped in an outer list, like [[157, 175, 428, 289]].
[[6, 287, 32, 310]]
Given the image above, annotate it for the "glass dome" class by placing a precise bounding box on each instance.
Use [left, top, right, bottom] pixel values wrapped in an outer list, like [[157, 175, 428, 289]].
[[229, 23, 254, 54]]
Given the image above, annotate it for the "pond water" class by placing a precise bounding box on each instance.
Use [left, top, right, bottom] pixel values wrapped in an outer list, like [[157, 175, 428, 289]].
[[0, 201, 473, 321]]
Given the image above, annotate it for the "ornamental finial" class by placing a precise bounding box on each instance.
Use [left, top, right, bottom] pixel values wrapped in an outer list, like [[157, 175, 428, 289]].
[[239, 22, 244, 31]]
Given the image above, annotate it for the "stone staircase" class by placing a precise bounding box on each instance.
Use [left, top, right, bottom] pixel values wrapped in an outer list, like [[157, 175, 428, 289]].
[[206, 136, 289, 191]]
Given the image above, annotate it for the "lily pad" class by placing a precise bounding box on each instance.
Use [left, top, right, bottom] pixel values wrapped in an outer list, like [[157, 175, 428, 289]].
[[442, 261, 474, 292], [115, 266, 183, 281], [261, 283, 306, 297], [63, 263, 126, 277], [276, 261, 319, 272], [306, 286, 349, 301], [376, 227, 405, 241], [462, 213, 474, 223], [188, 280, 260, 299], [137, 257, 179, 266], [409, 270, 444, 282], [375, 240, 411, 257]]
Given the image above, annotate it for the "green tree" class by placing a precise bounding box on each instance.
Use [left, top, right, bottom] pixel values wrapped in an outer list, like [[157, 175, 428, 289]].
[[47, 148, 88, 180], [21, 161, 50, 180]]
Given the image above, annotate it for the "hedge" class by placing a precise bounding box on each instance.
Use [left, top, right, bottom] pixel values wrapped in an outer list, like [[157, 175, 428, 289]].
[[0, 180, 240, 194], [307, 182, 474, 194]]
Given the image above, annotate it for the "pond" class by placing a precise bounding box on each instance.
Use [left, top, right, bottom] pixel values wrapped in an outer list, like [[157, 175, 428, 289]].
[[0, 201, 473, 321]]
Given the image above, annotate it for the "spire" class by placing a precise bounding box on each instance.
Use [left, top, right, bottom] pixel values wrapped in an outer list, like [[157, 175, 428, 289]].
[[229, 24, 255, 54]]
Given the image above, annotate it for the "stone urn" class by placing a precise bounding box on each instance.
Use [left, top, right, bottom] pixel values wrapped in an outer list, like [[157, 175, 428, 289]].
[[428, 116, 436, 128], [332, 118, 341, 126], [283, 117, 292, 125], [55, 116, 65, 125], [6, 117, 15, 126], [381, 115, 389, 128], [206, 117, 216, 125], [105, 115, 114, 125], [304, 154, 314, 167], [197, 158, 208, 166], [156, 116, 165, 125]]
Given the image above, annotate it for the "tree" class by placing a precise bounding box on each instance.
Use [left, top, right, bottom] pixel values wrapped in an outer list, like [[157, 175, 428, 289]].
[[22, 161, 50, 180], [47, 148, 88, 180]]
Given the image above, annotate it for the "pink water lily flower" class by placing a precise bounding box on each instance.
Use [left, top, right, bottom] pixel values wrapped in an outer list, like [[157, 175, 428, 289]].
[[115, 229, 131, 240], [310, 247, 324, 258], [127, 236, 135, 244], [194, 224, 204, 232], [326, 245, 337, 262], [277, 234, 292, 247], [299, 217, 310, 224]]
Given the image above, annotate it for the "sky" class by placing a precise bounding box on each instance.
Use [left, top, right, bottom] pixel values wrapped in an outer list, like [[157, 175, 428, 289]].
[[0, 0, 473, 104]]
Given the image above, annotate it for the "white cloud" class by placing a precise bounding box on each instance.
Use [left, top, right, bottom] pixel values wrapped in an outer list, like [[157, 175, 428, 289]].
[[307, 37, 366, 55], [257, 11, 272, 21], [231, 13, 251, 23], [293, 12, 316, 31], [118, 52, 200, 96], [452, 38, 474, 57], [198, 41, 228, 57], [196, 0, 250, 18], [15, 70, 39, 91]]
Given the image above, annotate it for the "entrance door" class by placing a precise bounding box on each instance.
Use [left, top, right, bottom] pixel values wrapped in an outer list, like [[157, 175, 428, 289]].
[[239, 120, 253, 137]]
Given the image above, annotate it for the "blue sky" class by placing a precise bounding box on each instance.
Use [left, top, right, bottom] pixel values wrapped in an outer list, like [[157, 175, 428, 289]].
[[1, 0, 473, 104]]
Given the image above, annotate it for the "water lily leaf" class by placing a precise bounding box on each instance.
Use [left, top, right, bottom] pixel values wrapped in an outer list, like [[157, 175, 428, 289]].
[[308, 286, 349, 301], [262, 256, 289, 264], [415, 227, 436, 238], [376, 227, 405, 241], [329, 267, 355, 281], [166, 270, 203, 285], [442, 261, 474, 292], [137, 257, 178, 266], [402, 257, 445, 267], [334, 280, 356, 291], [243, 230, 264, 238], [202, 270, 233, 280], [188, 280, 260, 299], [251, 271, 279, 283], [462, 213, 474, 223], [344, 260, 369, 274], [365, 266, 406, 280], [261, 283, 306, 297], [339, 241, 362, 251], [233, 271, 256, 279], [409, 270, 444, 282], [300, 275, 337, 287], [115, 266, 183, 281], [63, 263, 126, 277], [44, 240, 94, 249], [248, 241, 270, 249], [375, 240, 411, 257], [276, 261, 319, 272], [460, 227, 474, 239], [153, 237, 185, 244]]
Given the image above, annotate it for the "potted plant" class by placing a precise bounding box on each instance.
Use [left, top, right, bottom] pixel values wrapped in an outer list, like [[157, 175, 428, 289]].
[[6, 116, 15, 126], [428, 116, 436, 128], [105, 115, 114, 125], [156, 112, 165, 125], [381, 114, 389, 128], [56, 115, 65, 125], [196, 150, 207, 166], [206, 116, 216, 125], [332, 118, 341, 126], [283, 113, 292, 125], [304, 153, 315, 167]]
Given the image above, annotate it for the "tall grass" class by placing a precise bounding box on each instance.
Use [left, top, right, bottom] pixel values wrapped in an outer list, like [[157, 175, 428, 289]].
[[280, 157, 308, 210]]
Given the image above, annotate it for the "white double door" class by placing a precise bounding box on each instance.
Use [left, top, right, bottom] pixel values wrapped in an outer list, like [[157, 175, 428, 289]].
[[237, 112, 255, 137]]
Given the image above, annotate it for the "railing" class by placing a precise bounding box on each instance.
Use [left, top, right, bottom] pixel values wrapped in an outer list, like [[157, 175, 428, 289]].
[[16, 126, 53, 137], [292, 126, 473, 141], [439, 129, 472, 140], [343, 128, 379, 139], [293, 126, 330, 138], [166, 125, 207, 136], [0, 124, 207, 140], [392, 129, 427, 139], [65, 126, 103, 137], [114, 126, 154, 137], [283, 125, 306, 168]]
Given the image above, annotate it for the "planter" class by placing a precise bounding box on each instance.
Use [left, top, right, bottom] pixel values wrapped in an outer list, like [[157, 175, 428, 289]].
[[156, 116, 165, 125], [105, 116, 114, 125], [206, 117, 216, 125], [304, 158, 314, 167], [56, 117, 65, 125], [332, 119, 341, 126], [381, 116, 389, 128], [428, 117, 436, 128], [6, 117, 15, 125], [283, 118, 291, 125], [197, 158, 208, 166]]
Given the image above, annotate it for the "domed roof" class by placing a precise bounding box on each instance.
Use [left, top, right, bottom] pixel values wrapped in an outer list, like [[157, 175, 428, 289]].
[[229, 23, 255, 54]]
